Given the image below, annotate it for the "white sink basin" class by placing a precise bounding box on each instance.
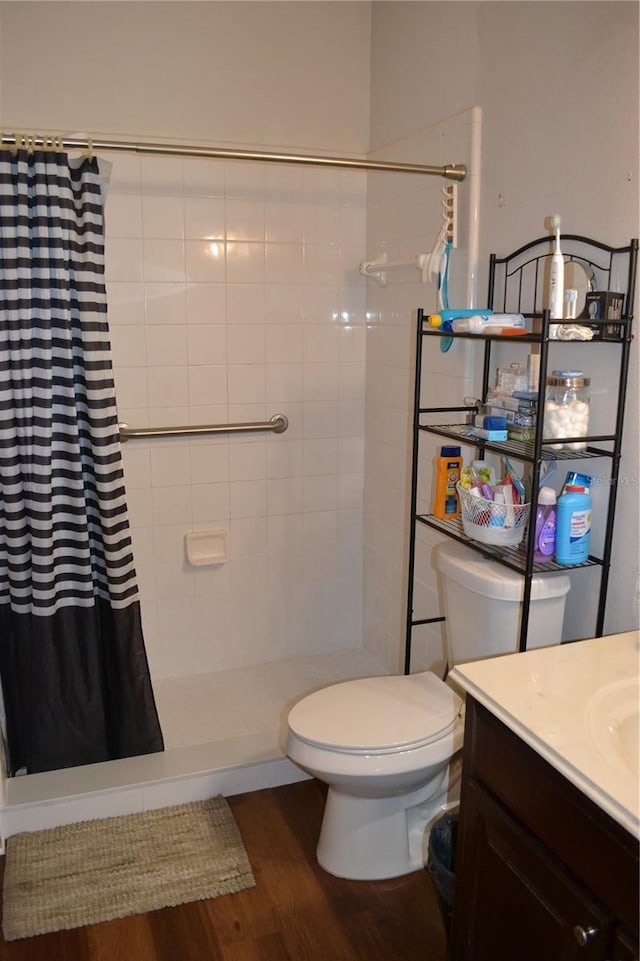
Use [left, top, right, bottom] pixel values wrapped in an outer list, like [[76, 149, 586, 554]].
[[586, 676, 640, 779]]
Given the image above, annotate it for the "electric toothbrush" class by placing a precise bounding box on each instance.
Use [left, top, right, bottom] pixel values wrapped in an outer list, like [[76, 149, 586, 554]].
[[548, 214, 564, 338]]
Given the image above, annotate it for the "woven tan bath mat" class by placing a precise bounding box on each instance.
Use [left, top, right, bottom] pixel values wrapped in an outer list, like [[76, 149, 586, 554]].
[[2, 796, 255, 940]]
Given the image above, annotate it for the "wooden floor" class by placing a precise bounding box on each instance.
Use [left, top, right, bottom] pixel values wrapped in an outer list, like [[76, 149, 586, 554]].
[[0, 779, 449, 961]]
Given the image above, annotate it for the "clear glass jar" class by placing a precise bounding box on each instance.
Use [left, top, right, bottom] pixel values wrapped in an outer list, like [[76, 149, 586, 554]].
[[543, 370, 590, 450]]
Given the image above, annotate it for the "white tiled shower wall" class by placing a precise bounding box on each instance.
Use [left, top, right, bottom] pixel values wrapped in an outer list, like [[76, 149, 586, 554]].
[[106, 154, 369, 681]]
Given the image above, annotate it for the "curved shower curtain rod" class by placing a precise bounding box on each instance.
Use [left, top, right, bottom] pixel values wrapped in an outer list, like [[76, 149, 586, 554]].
[[0, 132, 467, 181]]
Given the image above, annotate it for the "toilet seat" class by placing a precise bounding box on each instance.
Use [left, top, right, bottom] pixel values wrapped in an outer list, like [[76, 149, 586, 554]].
[[287, 671, 461, 755]]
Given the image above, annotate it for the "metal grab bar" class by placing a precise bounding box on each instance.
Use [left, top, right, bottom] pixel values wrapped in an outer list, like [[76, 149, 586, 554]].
[[119, 413, 288, 442]]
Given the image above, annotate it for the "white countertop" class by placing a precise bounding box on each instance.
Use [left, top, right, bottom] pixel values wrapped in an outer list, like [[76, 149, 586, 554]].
[[449, 631, 640, 839]]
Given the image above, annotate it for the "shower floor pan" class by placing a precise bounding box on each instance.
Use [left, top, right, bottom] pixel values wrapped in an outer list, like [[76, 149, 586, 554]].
[[1, 648, 387, 844]]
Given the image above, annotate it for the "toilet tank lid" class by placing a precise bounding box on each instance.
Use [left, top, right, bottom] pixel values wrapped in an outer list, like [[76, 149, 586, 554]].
[[287, 671, 462, 753], [435, 542, 571, 601]]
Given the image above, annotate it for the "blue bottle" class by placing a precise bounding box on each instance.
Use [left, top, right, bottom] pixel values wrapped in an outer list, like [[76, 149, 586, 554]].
[[555, 485, 591, 565]]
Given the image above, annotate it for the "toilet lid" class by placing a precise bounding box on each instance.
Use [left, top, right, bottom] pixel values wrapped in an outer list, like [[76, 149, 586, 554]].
[[288, 671, 462, 754]]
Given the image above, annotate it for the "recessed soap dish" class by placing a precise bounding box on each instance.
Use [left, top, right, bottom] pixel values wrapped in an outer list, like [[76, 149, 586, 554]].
[[185, 529, 229, 566]]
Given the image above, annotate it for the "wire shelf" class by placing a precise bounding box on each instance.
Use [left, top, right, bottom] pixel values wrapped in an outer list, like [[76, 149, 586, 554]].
[[416, 514, 600, 576], [418, 423, 614, 462]]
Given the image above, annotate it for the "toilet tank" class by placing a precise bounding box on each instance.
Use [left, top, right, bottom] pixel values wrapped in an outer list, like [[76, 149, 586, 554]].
[[435, 541, 571, 665]]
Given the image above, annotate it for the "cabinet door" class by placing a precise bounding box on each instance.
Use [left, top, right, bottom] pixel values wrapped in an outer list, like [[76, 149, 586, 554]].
[[452, 781, 614, 961], [608, 928, 639, 961]]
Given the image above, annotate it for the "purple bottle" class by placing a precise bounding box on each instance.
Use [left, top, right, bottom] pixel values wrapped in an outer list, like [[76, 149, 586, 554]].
[[533, 486, 557, 563]]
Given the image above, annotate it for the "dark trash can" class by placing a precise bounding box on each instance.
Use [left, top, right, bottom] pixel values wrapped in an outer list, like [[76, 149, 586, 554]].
[[427, 808, 459, 933]]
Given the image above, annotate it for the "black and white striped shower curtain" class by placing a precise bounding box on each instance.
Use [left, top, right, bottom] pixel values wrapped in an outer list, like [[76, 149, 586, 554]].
[[0, 147, 163, 775]]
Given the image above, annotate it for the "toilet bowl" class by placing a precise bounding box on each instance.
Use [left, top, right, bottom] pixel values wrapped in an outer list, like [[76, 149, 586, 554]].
[[286, 671, 463, 880], [286, 542, 572, 882]]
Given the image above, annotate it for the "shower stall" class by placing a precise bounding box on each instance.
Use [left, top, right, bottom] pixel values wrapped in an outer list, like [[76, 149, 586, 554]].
[[0, 113, 479, 838]]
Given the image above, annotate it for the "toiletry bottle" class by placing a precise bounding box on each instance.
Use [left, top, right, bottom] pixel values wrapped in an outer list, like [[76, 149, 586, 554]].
[[555, 485, 591, 565], [527, 350, 540, 392], [433, 446, 463, 520], [548, 214, 564, 339], [489, 491, 506, 528], [533, 486, 557, 563]]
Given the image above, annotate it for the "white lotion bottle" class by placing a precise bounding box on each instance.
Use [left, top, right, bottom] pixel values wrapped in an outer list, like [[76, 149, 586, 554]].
[[548, 214, 564, 339]]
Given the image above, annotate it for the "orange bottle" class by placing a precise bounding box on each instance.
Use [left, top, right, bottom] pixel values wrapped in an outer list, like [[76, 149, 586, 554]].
[[432, 446, 463, 520]]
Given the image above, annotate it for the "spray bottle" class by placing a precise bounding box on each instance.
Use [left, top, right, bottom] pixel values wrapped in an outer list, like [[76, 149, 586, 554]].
[[548, 214, 564, 339]]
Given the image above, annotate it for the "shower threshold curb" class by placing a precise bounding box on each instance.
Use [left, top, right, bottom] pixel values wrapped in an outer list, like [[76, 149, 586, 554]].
[[0, 731, 309, 849]]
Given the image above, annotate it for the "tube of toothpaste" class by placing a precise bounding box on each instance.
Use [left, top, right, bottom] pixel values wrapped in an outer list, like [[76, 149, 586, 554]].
[[500, 484, 516, 527]]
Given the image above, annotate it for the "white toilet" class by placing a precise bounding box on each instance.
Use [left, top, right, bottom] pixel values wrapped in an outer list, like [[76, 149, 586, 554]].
[[286, 541, 571, 881]]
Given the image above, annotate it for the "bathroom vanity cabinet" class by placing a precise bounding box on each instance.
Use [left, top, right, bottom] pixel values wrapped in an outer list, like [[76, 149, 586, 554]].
[[405, 235, 638, 670], [450, 697, 639, 961]]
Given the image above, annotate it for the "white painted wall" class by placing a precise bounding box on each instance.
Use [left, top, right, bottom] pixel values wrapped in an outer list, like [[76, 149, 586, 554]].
[[366, 1, 639, 658], [0, 2, 371, 154]]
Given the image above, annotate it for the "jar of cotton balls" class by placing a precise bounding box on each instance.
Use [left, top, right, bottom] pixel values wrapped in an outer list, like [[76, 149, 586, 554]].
[[544, 370, 590, 451]]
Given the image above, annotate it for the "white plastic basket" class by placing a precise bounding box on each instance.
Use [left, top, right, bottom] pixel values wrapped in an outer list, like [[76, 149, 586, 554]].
[[456, 483, 530, 548]]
